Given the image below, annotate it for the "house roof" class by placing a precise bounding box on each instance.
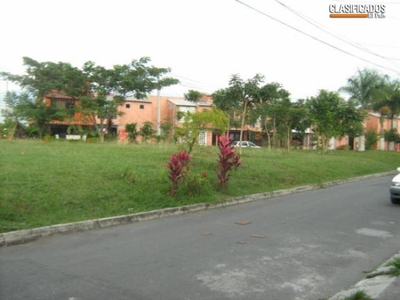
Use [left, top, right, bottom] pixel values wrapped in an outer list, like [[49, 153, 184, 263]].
[[167, 98, 212, 107], [124, 96, 152, 103], [368, 111, 400, 119], [49, 120, 95, 126], [46, 91, 74, 100]]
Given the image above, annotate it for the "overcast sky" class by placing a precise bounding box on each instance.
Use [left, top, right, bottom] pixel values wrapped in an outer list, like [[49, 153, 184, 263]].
[[1, 0, 399, 110]]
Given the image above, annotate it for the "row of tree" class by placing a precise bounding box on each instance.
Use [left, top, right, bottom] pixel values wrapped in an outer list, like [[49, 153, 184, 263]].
[[1, 57, 399, 150], [203, 69, 399, 152], [1, 57, 178, 141]]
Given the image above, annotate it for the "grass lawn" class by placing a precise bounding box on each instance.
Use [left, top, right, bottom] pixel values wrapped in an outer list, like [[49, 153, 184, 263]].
[[1, 139, 399, 233]]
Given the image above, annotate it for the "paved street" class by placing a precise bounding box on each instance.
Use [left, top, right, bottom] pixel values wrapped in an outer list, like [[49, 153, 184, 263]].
[[1, 175, 400, 300]]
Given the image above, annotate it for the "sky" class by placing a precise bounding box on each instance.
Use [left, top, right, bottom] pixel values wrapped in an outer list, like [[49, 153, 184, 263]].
[[1, 0, 400, 117]]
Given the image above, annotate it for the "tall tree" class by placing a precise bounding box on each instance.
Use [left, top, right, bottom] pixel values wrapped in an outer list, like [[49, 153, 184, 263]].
[[213, 74, 264, 154], [0, 57, 82, 138], [77, 57, 178, 143], [339, 68, 383, 151], [184, 90, 203, 103], [1, 91, 19, 139], [306, 90, 364, 151], [2, 56, 179, 143], [211, 88, 240, 136], [2, 91, 67, 138], [256, 82, 292, 149], [372, 77, 400, 150]]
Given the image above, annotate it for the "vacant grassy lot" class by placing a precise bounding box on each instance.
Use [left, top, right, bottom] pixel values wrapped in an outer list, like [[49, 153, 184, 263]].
[[0, 139, 399, 233]]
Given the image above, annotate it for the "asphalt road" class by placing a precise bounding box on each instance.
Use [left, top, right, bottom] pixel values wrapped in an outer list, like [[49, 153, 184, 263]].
[[1, 175, 400, 300]]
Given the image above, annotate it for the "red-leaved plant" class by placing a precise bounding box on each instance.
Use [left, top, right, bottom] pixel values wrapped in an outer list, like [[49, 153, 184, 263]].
[[166, 150, 191, 196], [216, 135, 241, 191]]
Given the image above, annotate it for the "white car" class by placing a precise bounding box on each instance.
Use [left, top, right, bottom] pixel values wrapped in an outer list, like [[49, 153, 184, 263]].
[[232, 141, 261, 148], [390, 167, 400, 204]]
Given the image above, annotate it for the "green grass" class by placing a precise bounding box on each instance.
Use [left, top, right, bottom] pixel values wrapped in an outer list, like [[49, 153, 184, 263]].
[[342, 290, 374, 300], [386, 257, 400, 277], [1, 139, 399, 233]]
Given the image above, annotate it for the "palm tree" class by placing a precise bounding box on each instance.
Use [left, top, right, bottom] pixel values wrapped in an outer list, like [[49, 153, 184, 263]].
[[372, 78, 400, 150], [340, 68, 383, 151]]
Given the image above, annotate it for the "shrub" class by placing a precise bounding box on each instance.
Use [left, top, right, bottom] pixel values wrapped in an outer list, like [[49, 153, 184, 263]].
[[140, 121, 155, 142], [365, 129, 378, 150], [166, 150, 191, 196], [216, 135, 241, 191], [125, 123, 139, 142], [178, 172, 210, 196], [384, 129, 400, 143]]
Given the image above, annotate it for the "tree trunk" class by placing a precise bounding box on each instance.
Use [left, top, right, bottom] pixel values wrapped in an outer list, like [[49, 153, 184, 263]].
[[239, 100, 248, 155], [99, 132, 105, 143], [264, 119, 271, 150], [321, 135, 327, 151], [9, 121, 18, 140]]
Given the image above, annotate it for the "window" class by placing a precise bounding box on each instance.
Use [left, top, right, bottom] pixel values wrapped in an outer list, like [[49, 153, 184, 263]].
[[125, 104, 130, 109], [140, 105, 144, 109], [199, 130, 206, 146], [178, 106, 196, 121]]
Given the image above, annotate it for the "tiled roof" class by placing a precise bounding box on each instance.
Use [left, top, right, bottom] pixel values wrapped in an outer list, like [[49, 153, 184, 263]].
[[167, 96, 212, 107], [49, 120, 94, 125], [368, 112, 400, 119], [168, 99, 197, 107], [46, 91, 74, 100], [124, 96, 152, 103]]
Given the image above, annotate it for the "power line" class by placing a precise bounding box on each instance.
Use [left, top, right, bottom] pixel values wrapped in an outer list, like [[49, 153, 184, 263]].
[[170, 73, 223, 92], [333, 0, 400, 4], [234, 0, 400, 74], [275, 0, 400, 63]]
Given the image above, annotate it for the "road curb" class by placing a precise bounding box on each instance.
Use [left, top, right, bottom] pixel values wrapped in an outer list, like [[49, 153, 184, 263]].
[[0, 171, 396, 247], [328, 251, 400, 300]]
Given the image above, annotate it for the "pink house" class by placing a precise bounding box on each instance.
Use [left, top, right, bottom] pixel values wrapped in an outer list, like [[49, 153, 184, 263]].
[[113, 94, 217, 145]]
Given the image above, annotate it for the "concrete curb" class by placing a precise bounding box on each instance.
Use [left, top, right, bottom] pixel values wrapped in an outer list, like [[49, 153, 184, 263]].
[[328, 251, 400, 300], [0, 171, 396, 247]]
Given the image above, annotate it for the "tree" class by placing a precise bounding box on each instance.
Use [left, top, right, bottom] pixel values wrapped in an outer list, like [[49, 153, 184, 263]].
[[339, 68, 384, 151], [77, 58, 179, 143], [372, 77, 400, 150], [212, 74, 264, 154], [1, 57, 85, 99], [279, 100, 310, 151], [140, 121, 155, 142], [125, 123, 139, 143], [1, 57, 84, 138], [2, 90, 68, 139], [306, 90, 364, 151], [184, 90, 204, 103], [1, 91, 19, 139], [261, 83, 291, 149], [2, 56, 179, 143], [211, 88, 240, 136], [159, 120, 173, 142], [174, 107, 228, 153]]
